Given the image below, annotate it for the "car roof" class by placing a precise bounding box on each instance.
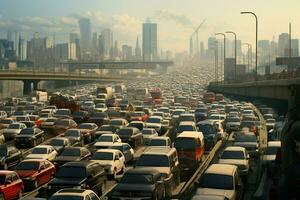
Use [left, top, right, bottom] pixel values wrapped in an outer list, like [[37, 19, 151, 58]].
[[53, 189, 94, 196], [62, 161, 96, 167], [177, 131, 204, 140], [142, 147, 175, 155], [95, 149, 121, 154], [267, 141, 281, 147], [205, 164, 237, 176], [224, 146, 246, 152], [179, 121, 196, 126], [33, 145, 53, 149]]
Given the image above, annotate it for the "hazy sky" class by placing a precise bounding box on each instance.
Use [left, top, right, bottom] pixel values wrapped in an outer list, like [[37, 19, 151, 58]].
[[0, 0, 300, 52]]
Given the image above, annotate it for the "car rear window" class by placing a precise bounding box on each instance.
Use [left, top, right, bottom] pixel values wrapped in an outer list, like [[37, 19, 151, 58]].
[[199, 173, 233, 190], [175, 138, 197, 150]]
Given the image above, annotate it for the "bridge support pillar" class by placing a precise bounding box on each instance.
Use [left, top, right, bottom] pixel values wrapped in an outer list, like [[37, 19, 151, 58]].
[[33, 80, 40, 91], [23, 80, 32, 95]]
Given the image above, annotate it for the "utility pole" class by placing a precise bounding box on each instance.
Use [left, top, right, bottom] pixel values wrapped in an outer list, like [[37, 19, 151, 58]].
[[215, 33, 226, 81]]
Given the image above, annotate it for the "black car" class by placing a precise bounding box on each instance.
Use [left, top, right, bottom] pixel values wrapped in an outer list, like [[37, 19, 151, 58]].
[[88, 112, 110, 126], [197, 120, 219, 151], [194, 108, 208, 122], [72, 110, 89, 123], [110, 168, 166, 200], [0, 145, 22, 169], [15, 128, 45, 148], [116, 127, 143, 148], [77, 123, 98, 144], [48, 161, 107, 195], [53, 147, 91, 166]]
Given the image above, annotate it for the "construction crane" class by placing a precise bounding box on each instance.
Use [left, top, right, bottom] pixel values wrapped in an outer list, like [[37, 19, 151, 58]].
[[190, 19, 206, 55]]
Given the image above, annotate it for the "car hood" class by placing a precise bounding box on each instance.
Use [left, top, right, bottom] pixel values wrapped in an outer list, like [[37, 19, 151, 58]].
[[234, 142, 257, 148], [196, 188, 234, 199], [94, 141, 114, 147], [26, 154, 49, 160], [16, 135, 33, 139], [114, 183, 155, 192], [49, 177, 86, 186], [136, 166, 170, 176], [54, 156, 79, 162], [3, 129, 20, 134], [92, 160, 114, 166], [145, 123, 161, 128]]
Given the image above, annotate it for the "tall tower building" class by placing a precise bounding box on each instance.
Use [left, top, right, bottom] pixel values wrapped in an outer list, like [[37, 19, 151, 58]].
[[92, 32, 98, 52], [78, 18, 92, 52], [101, 29, 113, 58], [135, 36, 142, 59], [142, 20, 157, 61], [18, 36, 27, 60], [278, 33, 289, 56]]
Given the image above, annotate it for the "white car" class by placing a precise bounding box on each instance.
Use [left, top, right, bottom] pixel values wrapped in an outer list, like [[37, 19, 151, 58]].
[[94, 103, 108, 112], [218, 146, 249, 176], [90, 149, 125, 179], [94, 133, 122, 149], [142, 128, 159, 145], [145, 116, 163, 134], [26, 145, 58, 161], [50, 189, 100, 200], [196, 164, 243, 200]]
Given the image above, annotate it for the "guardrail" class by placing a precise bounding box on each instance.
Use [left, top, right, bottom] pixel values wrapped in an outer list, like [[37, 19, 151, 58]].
[[173, 139, 223, 199]]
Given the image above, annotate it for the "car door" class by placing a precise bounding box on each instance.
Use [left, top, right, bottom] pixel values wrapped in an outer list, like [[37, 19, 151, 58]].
[[37, 161, 49, 185], [10, 172, 22, 199], [3, 174, 13, 199]]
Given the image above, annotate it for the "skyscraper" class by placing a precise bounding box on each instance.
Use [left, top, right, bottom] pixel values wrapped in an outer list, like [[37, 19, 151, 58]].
[[18, 36, 27, 60], [278, 33, 289, 56], [135, 36, 141, 60], [92, 32, 98, 52], [291, 39, 299, 56], [78, 18, 92, 52], [101, 29, 113, 58], [142, 21, 158, 61]]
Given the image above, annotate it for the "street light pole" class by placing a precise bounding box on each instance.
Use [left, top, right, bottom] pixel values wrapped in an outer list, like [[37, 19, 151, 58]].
[[214, 41, 219, 82], [225, 31, 237, 80], [215, 33, 226, 81], [241, 11, 258, 78]]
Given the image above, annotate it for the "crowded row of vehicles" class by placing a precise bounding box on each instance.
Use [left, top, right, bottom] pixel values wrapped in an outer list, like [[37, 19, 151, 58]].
[[0, 65, 284, 200]]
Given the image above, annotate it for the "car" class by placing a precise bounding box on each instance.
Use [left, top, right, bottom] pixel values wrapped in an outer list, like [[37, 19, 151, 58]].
[[196, 164, 243, 200], [40, 117, 58, 130], [142, 128, 159, 145], [89, 112, 110, 126], [240, 121, 258, 135], [15, 115, 30, 122], [176, 121, 198, 136], [136, 147, 180, 197], [266, 118, 276, 131], [48, 161, 107, 195], [54, 119, 77, 132], [0, 170, 24, 200], [116, 127, 143, 149], [145, 116, 163, 135], [225, 117, 241, 132], [15, 128, 45, 148], [63, 129, 84, 146], [95, 125, 118, 138], [53, 147, 91, 166], [81, 101, 96, 111], [72, 110, 89, 123], [53, 109, 72, 119], [197, 120, 219, 151], [94, 133, 122, 149], [25, 145, 58, 161], [108, 143, 134, 163], [111, 168, 166, 200], [48, 137, 71, 154], [233, 132, 259, 157], [218, 146, 249, 176], [263, 141, 281, 165], [128, 111, 148, 122], [0, 145, 22, 169], [5, 121, 27, 138], [77, 123, 98, 144], [191, 194, 228, 200], [148, 136, 172, 147], [128, 120, 145, 131], [177, 113, 196, 125], [109, 118, 128, 130], [0, 111, 7, 120], [49, 189, 101, 200], [0, 119, 14, 130], [194, 107, 208, 122], [90, 149, 125, 179], [15, 159, 56, 190], [94, 103, 108, 113]]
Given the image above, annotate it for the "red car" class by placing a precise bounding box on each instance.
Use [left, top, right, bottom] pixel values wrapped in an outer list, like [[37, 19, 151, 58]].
[[0, 170, 23, 200], [129, 111, 148, 122], [15, 159, 55, 190]]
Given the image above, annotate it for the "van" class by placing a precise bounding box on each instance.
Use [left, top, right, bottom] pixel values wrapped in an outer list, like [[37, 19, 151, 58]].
[[174, 131, 205, 170], [136, 147, 180, 197]]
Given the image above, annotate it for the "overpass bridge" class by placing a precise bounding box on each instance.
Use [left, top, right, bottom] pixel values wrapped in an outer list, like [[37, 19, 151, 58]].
[[0, 70, 130, 95], [59, 60, 174, 70]]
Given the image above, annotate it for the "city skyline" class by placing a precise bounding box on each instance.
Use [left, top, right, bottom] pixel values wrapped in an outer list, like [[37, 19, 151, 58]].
[[1, 0, 300, 52]]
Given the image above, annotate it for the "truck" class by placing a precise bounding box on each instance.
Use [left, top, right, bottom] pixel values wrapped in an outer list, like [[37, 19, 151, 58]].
[[33, 90, 48, 102], [150, 88, 163, 106], [97, 86, 113, 99]]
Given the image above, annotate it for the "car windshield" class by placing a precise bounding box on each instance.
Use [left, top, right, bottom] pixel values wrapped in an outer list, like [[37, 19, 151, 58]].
[[208, 115, 221, 120], [16, 161, 39, 170], [146, 118, 161, 123], [56, 166, 86, 178], [110, 120, 123, 125], [137, 155, 169, 167], [266, 119, 275, 123], [0, 175, 6, 184], [51, 139, 64, 146], [149, 139, 166, 146], [91, 152, 113, 160], [266, 147, 280, 155], [46, 118, 56, 122], [73, 111, 84, 117], [0, 120, 12, 124], [20, 129, 34, 135], [117, 129, 133, 136], [32, 148, 47, 154], [55, 120, 69, 126], [227, 118, 240, 122], [50, 196, 83, 200], [78, 124, 93, 129], [178, 125, 194, 132], [96, 104, 106, 108], [91, 113, 106, 118], [235, 135, 257, 143], [0, 148, 7, 156], [8, 124, 21, 129], [99, 126, 114, 131], [108, 146, 123, 152], [56, 110, 70, 115], [121, 174, 154, 184], [131, 112, 142, 117], [197, 124, 214, 135], [142, 129, 154, 135], [98, 135, 113, 142], [199, 173, 233, 190], [175, 138, 197, 150], [61, 149, 80, 156], [65, 130, 80, 137], [221, 151, 245, 159], [173, 111, 184, 115]]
